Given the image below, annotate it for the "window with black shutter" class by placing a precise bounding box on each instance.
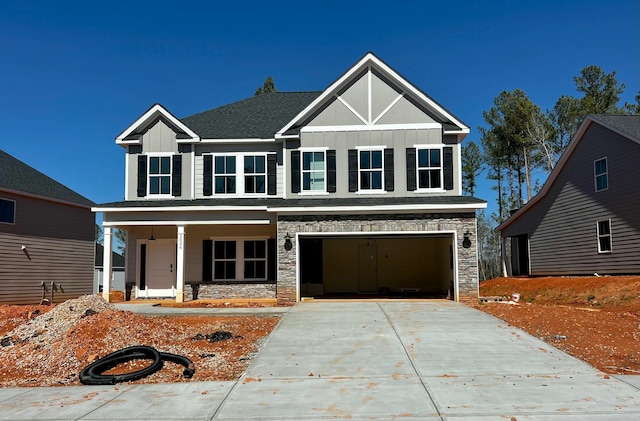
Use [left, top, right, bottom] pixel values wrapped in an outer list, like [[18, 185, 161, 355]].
[[348, 149, 358, 192], [291, 150, 301, 193], [443, 147, 454, 190]]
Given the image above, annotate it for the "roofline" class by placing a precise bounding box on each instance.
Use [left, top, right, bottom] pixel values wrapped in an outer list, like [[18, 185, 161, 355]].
[[498, 115, 637, 232], [588, 114, 640, 144], [115, 103, 201, 146], [1, 187, 94, 209], [276, 52, 470, 138], [93, 202, 486, 214]]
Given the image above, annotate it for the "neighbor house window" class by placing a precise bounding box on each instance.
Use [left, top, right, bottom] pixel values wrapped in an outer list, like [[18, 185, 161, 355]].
[[214, 240, 236, 280], [0, 198, 15, 224], [359, 149, 384, 190], [594, 157, 608, 191], [597, 220, 612, 253], [417, 147, 442, 190], [244, 155, 266, 194], [148, 156, 171, 195], [215, 155, 236, 194], [244, 240, 267, 280], [302, 151, 326, 191]]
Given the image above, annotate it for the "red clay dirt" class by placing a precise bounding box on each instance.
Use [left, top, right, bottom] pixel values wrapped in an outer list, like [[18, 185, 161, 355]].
[[475, 276, 640, 375]]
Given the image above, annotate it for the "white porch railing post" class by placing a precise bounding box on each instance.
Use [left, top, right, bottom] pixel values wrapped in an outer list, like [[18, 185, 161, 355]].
[[176, 225, 186, 303], [102, 227, 113, 302]]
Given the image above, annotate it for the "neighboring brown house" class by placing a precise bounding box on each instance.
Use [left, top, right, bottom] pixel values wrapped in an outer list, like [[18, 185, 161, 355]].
[[0, 149, 95, 304], [498, 115, 640, 276]]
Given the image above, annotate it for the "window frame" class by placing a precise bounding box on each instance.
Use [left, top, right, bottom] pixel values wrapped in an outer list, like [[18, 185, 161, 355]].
[[596, 219, 612, 253], [243, 155, 267, 195], [0, 198, 16, 225], [213, 154, 237, 195], [415, 145, 445, 192], [356, 146, 385, 193], [300, 147, 328, 194], [207, 153, 269, 197], [211, 237, 269, 281], [147, 153, 174, 197], [594, 157, 608, 192]]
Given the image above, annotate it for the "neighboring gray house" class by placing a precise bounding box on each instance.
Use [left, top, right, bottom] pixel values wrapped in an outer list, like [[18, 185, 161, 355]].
[[94, 243, 126, 293], [0, 149, 95, 305], [498, 115, 640, 276], [94, 52, 486, 305]]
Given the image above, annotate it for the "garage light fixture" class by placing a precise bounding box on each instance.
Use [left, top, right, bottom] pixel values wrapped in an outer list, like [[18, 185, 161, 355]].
[[283, 233, 293, 251], [462, 230, 472, 249]]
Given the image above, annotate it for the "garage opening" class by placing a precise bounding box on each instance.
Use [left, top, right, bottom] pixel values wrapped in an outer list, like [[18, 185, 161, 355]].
[[299, 234, 454, 299]]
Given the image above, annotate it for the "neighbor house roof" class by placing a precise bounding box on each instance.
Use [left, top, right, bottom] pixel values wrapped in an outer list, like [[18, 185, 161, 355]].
[[498, 114, 640, 232], [180, 92, 322, 139], [95, 244, 125, 268], [0, 149, 95, 207]]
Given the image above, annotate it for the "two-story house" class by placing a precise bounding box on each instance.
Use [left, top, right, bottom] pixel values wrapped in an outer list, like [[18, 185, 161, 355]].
[[94, 53, 486, 305]]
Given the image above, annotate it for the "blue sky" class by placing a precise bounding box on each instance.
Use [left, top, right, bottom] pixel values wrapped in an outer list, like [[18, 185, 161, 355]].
[[1, 0, 638, 223]]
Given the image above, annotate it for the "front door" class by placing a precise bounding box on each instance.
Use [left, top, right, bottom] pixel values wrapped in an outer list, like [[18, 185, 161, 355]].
[[358, 244, 378, 293], [138, 239, 177, 298]]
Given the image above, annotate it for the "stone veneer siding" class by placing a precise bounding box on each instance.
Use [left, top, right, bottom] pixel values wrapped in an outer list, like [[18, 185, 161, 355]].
[[276, 213, 478, 306], [185, 283, 276, 301]]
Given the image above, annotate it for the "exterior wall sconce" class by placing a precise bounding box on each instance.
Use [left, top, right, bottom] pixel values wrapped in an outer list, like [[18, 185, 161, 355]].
[[462, 230, 472, 249], [283, 233, 293, 251], [21, 245, 31, 260]]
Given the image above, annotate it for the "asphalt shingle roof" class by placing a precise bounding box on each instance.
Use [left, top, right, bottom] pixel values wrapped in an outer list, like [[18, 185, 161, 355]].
[[590, 114, 640, 142], [181, 92, 321, 139], [0, 149, 95, 207]]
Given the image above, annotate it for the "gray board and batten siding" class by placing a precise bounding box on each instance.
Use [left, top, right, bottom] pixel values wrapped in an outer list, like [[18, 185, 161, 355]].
[[501, 121, 640, 275]]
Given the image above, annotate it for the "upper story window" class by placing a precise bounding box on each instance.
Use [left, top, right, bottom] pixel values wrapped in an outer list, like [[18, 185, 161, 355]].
[[359, 149, 384, 191], [149, 156, 171, 195], [215, 156, 236, 194], [244, 155, 266, 194], [0, 198, 15, 224], [594, 157, 608, 192], [204, 153, 276, 197], [597, 219, 612, 253], [303, 151, 326, 192], [417, 147, 443, 190], [137, 154, 181, 198]]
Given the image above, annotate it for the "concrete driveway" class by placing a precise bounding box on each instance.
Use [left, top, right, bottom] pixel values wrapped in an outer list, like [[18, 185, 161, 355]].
[[1, 301, 639, 420]]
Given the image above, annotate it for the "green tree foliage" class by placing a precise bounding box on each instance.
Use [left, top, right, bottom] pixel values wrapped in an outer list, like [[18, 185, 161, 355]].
[[624, 91, 640, 114], [550, 66, 627, 154], [95, 224, 103, 245], [255, 76, 277, 95], [461, 140, 482, 196], [476, 211, 502, 281], [114, 229, 127, 256]]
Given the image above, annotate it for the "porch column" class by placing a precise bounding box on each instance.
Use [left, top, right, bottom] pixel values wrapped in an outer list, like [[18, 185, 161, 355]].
[[102, 226, 113, 302], [501, 236, 509, 277], [176, 225, 186, 303]]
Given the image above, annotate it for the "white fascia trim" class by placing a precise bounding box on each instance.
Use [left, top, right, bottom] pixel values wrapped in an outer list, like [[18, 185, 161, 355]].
[[200, 138, 278, 144], [115, 104, 200, 145], [92, 205, 268, 212], [102, 220, 271, 227], [269, 203, 487, 213], [301, 123, 442, 133], [277, 53, 470, 137]]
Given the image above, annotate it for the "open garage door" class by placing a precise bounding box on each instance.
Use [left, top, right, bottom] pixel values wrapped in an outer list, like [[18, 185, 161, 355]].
[[299, 234, 454, 299]]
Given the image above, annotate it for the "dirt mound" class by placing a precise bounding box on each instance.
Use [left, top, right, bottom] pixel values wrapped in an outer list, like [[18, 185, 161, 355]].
[[475, 276, 640, 374], [0, 297, 280, 387]]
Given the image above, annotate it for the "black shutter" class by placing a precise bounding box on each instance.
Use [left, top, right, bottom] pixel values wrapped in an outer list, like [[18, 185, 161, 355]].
[[268, 238, 276, 281], [327, 150, 336, 193], [384, 148, 394, 192], [406, 148, 416, 191], [267, 154, 277, 195], [348, 149, 358, 192], [203, 155, 213, 196], [291, 151, 300, 193], [443, 147, 454, 190], [137, 155, 147, 197], [202, 240, 212, 282], [172, 155, 182, 196]]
